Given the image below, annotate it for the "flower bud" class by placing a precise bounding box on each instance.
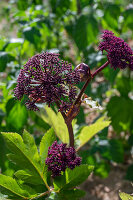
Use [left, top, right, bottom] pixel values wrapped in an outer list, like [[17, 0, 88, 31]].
[[75, 63, 91, 82], [45, 141, 81, 177]]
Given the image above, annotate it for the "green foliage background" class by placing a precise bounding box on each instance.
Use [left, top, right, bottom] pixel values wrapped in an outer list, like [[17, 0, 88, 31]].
[[0, 0, 133, 188]]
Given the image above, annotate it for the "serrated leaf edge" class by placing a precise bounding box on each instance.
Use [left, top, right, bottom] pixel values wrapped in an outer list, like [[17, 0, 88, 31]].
[[1, 132, 50, 190]]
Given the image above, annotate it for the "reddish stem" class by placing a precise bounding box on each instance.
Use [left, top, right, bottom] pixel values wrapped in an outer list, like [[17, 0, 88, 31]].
[[65, 121, 74, 147], [58, 61, 109, 147], [91, 61, 109, 78], [55, 101, 74, 147]]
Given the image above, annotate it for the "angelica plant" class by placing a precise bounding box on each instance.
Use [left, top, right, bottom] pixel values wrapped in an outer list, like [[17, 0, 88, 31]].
[[0, 30, 133, 200]]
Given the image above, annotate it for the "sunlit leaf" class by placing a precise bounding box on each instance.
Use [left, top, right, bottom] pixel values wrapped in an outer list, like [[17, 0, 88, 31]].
[[1, 132, 48, 187], [40, 106, 69, 144], [6, 102, 28, 131], [0, 52, 15, 72], [53, 165, 94, 191], [119, 192, 133, 200], [78, 117, 110, 149], [0, 174, 30, 199], [40, 128, 56, 174]]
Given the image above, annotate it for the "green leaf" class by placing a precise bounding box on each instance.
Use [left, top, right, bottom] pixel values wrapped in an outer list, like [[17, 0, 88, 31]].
[[109, 139, 124, 163], [126, 164, 133, 181], [14, 170, 32, 180], [76, 106, 85, 124], [102, 3, 121, 30], [97, 139, 124, 163], [23, 130, 40, 163], [40, 128, 56, 172], [94, 161, 110, 178], [6, 98, 16, 116], [107, 96, 133, 133], [13, 130, 43, 185], [17, 0, 29, 10], [41, 106, 69, 144], [1, 132, 48, 187], [79, 0, 93, 9], [47, 189, 85, 200], [64, 165, 94, 189], [116, 76, 132, 97], [53, 165, 94, 191], [119, 192, 133, 200], [29, 111, 50, 132], [6, 102, 28, 131], [103, 67, 119, 84], [23, 27, 41, 46], [50, 0, 71, 17], [14, 170, 41, 185], [0, 52, 15, 72], [78, 117, 110, 149], [123, 8, 133, 30], [0, 134, 6, 173], [0, 174, 30, 199], [59, 189, 85, 200], [5, 38, 24, 52], [39, 128, 56, 185], [65, 14, 98, 51], [0, 109, 5, 125]]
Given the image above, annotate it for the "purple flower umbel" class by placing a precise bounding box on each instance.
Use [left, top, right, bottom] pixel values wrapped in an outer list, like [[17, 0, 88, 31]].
[[99, 30, 133, 70], [45, 141, 81, 177], [14, 52, 80, 111]]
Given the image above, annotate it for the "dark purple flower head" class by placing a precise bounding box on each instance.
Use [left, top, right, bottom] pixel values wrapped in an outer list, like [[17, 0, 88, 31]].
[[45, 141, 81, 177], [99, 30, 133, 70], [14, 52, 80, 112], [75, 63, 91, 82]]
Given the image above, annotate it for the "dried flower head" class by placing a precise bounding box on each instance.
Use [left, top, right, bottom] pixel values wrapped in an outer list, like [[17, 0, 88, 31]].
[[75, 63, 91, 82], [99, 30, 133, 70], [45, 141, 81, 177], [14, 52, 80, 111]]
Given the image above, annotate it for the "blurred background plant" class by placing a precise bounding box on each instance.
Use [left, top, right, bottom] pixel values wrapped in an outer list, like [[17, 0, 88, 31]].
[[0, 0, 133, 199]]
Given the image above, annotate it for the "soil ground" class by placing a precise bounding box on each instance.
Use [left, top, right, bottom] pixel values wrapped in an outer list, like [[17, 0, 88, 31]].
[[80, 166, 133, 200]]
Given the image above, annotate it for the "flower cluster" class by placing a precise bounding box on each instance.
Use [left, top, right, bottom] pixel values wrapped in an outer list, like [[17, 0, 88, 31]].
[[99, 30, 133, 70], [45, 141, 81, 177], [14, 52, 80, 112]]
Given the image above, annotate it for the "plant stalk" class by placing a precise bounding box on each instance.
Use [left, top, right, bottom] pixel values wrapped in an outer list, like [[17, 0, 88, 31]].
[[57, 61, 109, 148], [55, 102, 74, 147], [91, 61, 109, 78], [65, 121, 74, 147]]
